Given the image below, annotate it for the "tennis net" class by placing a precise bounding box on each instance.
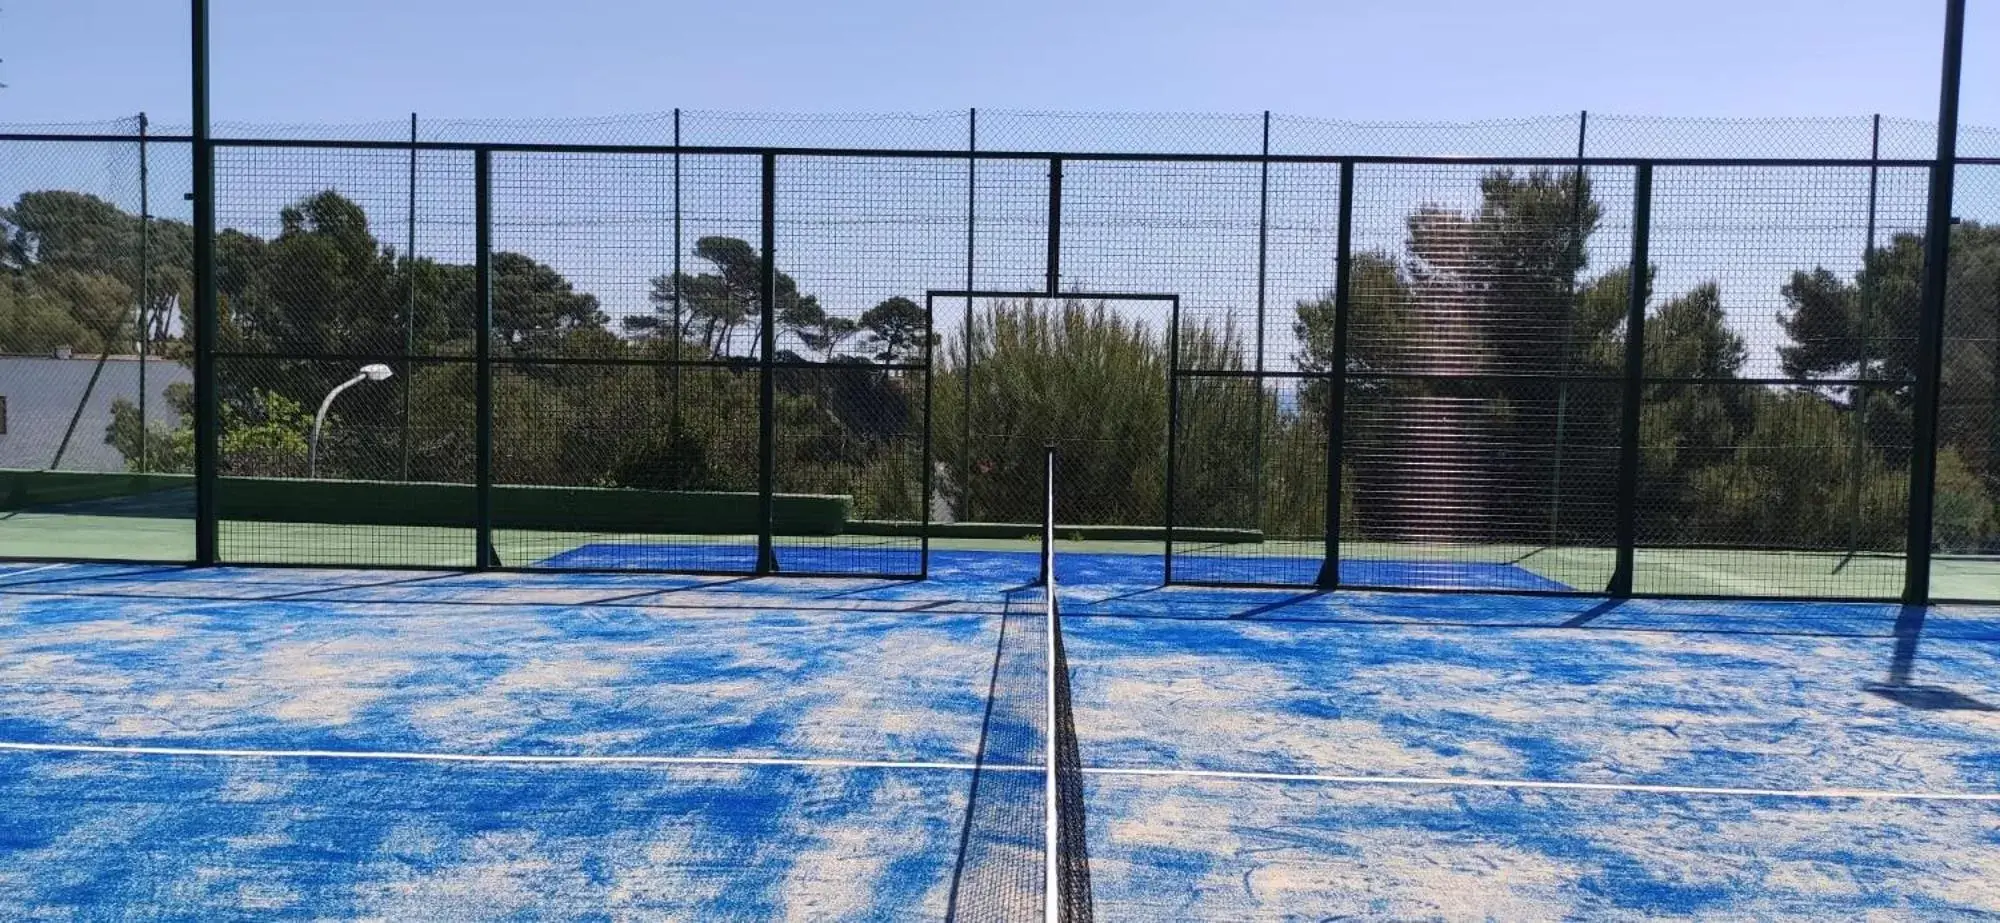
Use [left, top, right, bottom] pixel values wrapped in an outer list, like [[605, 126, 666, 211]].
[[1042, 445, 1094, 922]]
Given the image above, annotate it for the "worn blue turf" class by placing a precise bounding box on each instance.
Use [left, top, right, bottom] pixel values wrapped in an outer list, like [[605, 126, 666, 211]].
[[1, 561, 1998, 918], [537, 542, 1572, 591]]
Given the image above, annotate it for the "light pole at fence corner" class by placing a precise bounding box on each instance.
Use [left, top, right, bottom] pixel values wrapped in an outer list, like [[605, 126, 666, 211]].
[[308, 364, 394, 479], [1904, 0, 1967, 604]]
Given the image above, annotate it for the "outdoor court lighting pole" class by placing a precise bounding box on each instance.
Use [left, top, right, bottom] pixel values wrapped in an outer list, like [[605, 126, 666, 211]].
[[308, 364, 394, 478]]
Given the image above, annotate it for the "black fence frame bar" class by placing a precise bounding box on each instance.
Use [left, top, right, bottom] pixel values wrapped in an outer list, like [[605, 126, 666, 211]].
[[1608, 163, 1654, 597], [473, 149, 496, 569], [191, 0, 219, 565], [1318, 160, 1356, 589]]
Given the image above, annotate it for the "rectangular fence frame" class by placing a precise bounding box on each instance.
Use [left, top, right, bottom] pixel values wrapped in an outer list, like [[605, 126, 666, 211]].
[[2, 119, 1992, 600]]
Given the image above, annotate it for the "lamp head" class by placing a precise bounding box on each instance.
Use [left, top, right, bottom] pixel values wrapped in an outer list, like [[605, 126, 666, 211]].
[[359, 363, 394, 382]]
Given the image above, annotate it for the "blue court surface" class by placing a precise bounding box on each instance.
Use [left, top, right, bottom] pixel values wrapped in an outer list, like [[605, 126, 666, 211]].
[[2, 554, 1999, 919]]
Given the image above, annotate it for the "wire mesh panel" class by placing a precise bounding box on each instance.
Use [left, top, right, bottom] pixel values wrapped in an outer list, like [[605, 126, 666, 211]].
[[1931, 163, 2000, 600], [1169, 371, 1327, 585], [771, 365, 927, 575], [1334, 163, 1628, 591], [971, 158, 1050, 294], [488, 151, 763, 572], [1633, 165, 1930, 599], [1166, 161, 1349, 585], [210, 145, 478, 566], [1341, 378, 1619, 592], [0, 135, 192, 561], [767, 156, 960, 576]]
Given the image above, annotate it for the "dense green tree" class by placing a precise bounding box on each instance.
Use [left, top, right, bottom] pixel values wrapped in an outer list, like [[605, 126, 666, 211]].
[[491, 252, 609, 355], [858, 297, 932, 363], [633, 236, 817, 358]]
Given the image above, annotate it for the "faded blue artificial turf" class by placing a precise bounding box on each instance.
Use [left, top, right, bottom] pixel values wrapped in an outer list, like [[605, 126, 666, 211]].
[[1, 561, 1998, 918]]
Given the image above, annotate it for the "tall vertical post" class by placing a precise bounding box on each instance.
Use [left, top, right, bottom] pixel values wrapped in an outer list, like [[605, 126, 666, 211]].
[[1251, 110, 1271, 530], [757, 153, 780, 575], [1607, 163, 1654, 598], [1046, 158, 1063, 295], [401, 112, 417, 480], [473, 149, 495, 569], [1164, 296, 1182, 583], [1316, 161, 1355, 589], [191, 0, 219, 565], [1845, 114, 1883, 564], [671, 108, 683, 427], [962, 109, 977, 524], [921, 293, 937, 577], [1905, 0, 1967, 604], [137, 113, 151, 474], [1548, 110, 1588, 540]]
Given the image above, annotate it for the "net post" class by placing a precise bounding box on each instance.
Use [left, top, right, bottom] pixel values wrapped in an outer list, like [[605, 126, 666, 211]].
[[1316, 160, 1355, 589], [1040, 443, 1055, 587], [756, 152, 780, 576], [191, 0, 219, 565], [1608, 162, 1653, 598], [473, 147, 496, 569], [1904, 0, 1966, 605]]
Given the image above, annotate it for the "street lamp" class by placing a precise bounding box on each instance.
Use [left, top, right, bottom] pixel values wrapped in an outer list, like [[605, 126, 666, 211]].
[[308, 363, 394, 478]]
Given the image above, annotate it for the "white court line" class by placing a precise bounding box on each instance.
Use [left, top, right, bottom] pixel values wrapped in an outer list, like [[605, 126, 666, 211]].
[[1084, 765, 2000, 802], [0, 563, 67, 581], [8, 740, 1997, 803], [0, 741, 1040, 775]]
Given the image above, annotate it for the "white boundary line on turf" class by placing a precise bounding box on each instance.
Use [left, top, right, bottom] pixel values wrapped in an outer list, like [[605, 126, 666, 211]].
[[11, 740, 1996, 803], [0, 741, 1042, 774], [0, 563, 67, 581], [1083, 765, 2000, 802]]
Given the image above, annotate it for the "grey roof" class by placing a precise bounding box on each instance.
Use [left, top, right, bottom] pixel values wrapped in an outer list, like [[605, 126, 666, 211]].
[[0, 355, 190, 472]]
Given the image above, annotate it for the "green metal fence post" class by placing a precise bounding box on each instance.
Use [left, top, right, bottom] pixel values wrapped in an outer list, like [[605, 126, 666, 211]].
[[1608, 163, 1654, 598], [1317, 160, 1355, 589], [962, 108, 976, 525], [1843, 114, 1882, 569], [401, 112, 417, 481], [1165, 295, 1182, 583], [474, 148, 495, 569], [192, 0, 219, 565], [1904, 0, 1967, 604], [138, 112, 151, 474], [671, 109, 683, 429], [757, 152, 780, 575], [1549, 110, 1588, 542], [1251, 111, 1271, 526]]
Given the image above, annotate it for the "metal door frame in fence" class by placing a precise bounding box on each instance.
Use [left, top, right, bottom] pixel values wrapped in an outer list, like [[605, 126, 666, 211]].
[[928, 289, 1181, 567]]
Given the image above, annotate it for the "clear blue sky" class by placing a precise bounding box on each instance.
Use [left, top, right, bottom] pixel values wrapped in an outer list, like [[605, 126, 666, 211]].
[[0, 0, 1994, 129]]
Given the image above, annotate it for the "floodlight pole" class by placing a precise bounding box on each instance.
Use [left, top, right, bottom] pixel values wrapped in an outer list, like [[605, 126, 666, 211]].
[[1904, 0, 1966, 604], [192, 0, 219, 564]]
